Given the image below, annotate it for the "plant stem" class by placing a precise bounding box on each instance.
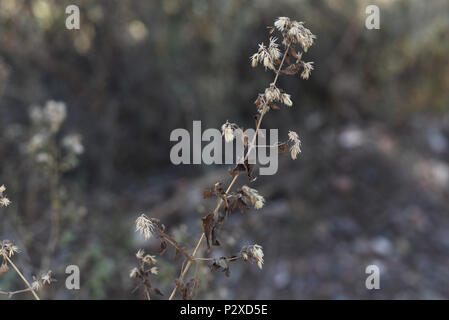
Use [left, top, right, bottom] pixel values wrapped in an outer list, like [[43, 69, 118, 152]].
[[42, 136, 61, 271], [0, 287, 34, 298], [4, 255, 40, 300], [168, 43, 291, 300]]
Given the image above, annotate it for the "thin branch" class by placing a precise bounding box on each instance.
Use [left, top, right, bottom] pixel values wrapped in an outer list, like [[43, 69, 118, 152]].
[[0, 287, 34, 298], [4, 255, 40, 300], [193, 256, 241, 262], [156, 229, 193, 261]]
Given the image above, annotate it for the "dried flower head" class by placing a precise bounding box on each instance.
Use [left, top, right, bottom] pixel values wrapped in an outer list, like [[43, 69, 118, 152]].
[[286, 21, 316, 52], [43, 100, 67, 132], [27, 132, 48, 153], [301, 62, 314, 80], [264, 86, 281, 103], [62, 134, 84, 155], [241, 185, 265, 210], [136, 249, 145, 260], [130, 247, 162, 299], [274, 17, 291, 32], [31, 271, 55, 291], [0, 184, 11, 207], [142, 254, 157, 265], [135, 214, 157, 240], [29, 105, 44, 123], [268, 37, 281, 60], [31, 279, 42, 291], [130, 267, 140, 279], [0, 240, 19, 258], [281, 93, 293, 107], [249, 43, 276, 71], [250, 53, 259, 68], [0, 197, 11, 207], [288, 130, 302, 160], [221, 121, 235, 143], [41, 270, 54, 285], [241, 244, 264, 269]]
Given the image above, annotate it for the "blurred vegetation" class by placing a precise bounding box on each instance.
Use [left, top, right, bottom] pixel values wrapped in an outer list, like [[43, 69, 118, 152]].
[[1, 0, 449, 299]]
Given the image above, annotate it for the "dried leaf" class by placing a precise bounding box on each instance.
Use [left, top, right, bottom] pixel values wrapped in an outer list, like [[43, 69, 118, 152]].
[[278, 141, 289, 154], [228, 163, 245, 177], [0, 262, 9, 276], [159, 240, 168, 255], [153, 288, 164, 296], [204, 190, 213, 199], [201, 213, 217, 250], [177, 278, 200, 300], [228, 160, 256, 182], [280, 63, 301, 75], [211, 257, 231, 277], [202, 211, 226, 250], [290, 47, 302, 60]]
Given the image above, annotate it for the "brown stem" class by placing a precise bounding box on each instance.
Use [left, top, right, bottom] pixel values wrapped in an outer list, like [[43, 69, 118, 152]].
[[0, 287, 34, 298], [157, 229, 193, 261], [194, 256, 241, 262], [42, 136, 61, 271], [4, 255, 40, 300], [168, 42, 291, 300]]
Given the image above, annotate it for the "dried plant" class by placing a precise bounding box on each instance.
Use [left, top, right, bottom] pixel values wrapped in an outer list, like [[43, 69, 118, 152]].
[[26, 100, 84, 270], [0, 185, 11, 208], [0, 187, 55, 300], [131, 16, 315, 300], [129, 249, 162, 300], [0, 101, 81, 299]]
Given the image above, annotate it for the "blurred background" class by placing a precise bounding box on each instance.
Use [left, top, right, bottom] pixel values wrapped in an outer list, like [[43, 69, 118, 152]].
[[1, 0, 449, 299]]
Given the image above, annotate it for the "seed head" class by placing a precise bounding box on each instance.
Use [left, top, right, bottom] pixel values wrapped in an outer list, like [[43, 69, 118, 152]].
[[221, 121, 235, 143], [32, 280, 42, 291], [288, 130, 302, 160], [136, 249, 145, 260], [135, 214, 157, 240], [241, 185, 265, 210], [41, 271, 54, 285], [268, 37, 281, 60], [43, 100, 67, 132], [62, 134, 84, 155], [301, 62, 314, 80], [241, 244, 265, 269], [282, 93, 293, 107], [274, 17, 290, 32], [142, 254, 157, 265], [250, 54, 258, 68], [250, 43, 276, 71], [0, 197, 11, 207], [264, 86, 281, 103], [0, 240, 19, 258], [129, 267, 139, 278]]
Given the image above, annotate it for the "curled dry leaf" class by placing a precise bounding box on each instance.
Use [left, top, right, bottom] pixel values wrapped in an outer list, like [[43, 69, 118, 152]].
[[0, 262, 9, 276], [210, 257, 231, 277], [175, 278, 200, 300], [202, 212, 225, 250], [228, 160, 256, 182]]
